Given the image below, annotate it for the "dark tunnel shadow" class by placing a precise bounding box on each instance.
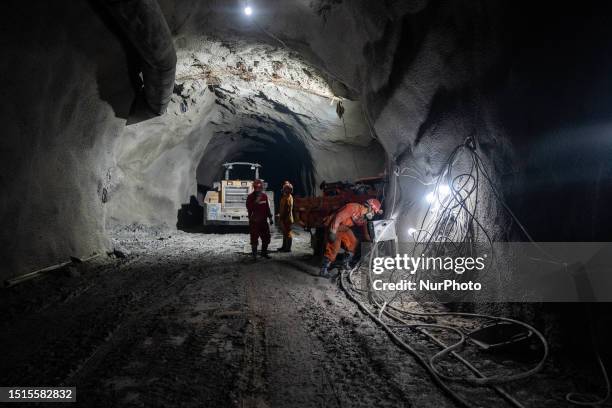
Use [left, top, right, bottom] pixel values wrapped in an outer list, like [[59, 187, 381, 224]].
[[126, 89, 163, 125], [89, 0, 161, 123], [181, 120, 318, 232], [176, 195, 204, 232], [176, 195, 250, 234], [230, 125, 317, 210]]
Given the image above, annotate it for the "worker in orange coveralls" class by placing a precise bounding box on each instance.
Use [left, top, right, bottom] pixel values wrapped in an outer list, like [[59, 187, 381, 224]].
[[277, 181, 294, 252], [246, 179, 273, 260], [320, 198, 383, 278]]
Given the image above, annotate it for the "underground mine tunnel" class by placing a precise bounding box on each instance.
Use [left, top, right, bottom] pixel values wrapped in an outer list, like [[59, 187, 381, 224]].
[[1, 0, 612, 407]]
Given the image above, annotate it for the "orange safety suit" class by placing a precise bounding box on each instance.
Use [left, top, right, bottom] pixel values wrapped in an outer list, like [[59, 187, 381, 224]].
[[279, 193, 294, 239], [324, 203, 369, 262], [246, 191, 272, 248]]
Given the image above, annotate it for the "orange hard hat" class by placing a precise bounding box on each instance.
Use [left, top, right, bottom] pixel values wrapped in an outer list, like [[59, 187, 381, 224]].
[[365, 198, 383, 214], [282, 181, 293, 192], [253, 179, 264, 191]]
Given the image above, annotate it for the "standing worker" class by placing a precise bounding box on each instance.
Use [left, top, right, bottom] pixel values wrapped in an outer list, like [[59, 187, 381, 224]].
[[320, 198, 383, 278], [277, 181, 294, 252], [246, 179, 274, 260]]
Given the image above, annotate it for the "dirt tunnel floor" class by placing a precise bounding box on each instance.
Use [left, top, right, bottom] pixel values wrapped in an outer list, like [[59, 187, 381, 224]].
[[0, 228, 592, 408]]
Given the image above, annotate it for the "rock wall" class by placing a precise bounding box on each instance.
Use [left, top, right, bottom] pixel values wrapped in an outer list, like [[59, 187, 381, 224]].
[[0, 0, 134, 279], [107, 39, 385, 229]]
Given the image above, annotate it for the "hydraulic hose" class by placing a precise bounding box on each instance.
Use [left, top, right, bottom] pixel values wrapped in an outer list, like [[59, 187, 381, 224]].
[[339, 268, 474, 408]]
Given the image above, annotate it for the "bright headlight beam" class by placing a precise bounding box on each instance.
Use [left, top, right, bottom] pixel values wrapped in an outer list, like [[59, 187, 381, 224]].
[[244, 6, 253, 15], [439, 184, 451, 196], [426, 184, 450, 206]]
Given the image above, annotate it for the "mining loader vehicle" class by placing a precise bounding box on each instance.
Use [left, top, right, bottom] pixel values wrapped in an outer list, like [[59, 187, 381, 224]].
[[202, 162, 274, 226]]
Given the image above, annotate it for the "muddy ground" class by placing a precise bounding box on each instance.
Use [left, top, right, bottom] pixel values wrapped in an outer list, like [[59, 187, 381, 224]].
[[0, 227, 604, 407]]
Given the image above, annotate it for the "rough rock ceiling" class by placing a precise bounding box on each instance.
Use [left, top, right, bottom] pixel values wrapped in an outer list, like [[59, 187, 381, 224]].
[[107, 37, 384, 227], [170, 38, 371, 146]]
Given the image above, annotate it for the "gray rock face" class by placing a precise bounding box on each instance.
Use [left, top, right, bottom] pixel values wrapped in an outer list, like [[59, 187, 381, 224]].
[[107, 40, 384, 228], [0, 0, 134, 279]]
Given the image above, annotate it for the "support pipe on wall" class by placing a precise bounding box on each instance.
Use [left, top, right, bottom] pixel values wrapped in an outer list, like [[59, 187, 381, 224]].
[[103, 0, 177, 115]]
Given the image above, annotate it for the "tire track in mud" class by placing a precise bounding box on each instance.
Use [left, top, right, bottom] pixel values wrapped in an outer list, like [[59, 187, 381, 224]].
[[233, 313, 270, 408], [239, 258, 428, 408], [1, 232, 458, 407], [69, 258, 251, 407], [1, 244, 219, 386], [240, 264, 342, 408], [61, 263, 192, 386], [272, 259, 455, 408], [0, 258, 190, 386]]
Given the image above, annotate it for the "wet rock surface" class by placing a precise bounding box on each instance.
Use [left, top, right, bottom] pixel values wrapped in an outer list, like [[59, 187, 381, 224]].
[[0, 228, 597, 408], [0, 229, 430, 407]]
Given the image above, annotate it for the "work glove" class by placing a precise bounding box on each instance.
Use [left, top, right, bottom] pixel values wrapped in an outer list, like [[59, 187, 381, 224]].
[[328, 231, 337, 243], [269, 217, 274, 226]]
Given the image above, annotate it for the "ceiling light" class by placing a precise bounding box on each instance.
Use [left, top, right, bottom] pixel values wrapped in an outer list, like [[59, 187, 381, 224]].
[[244, 6, 252, 15]]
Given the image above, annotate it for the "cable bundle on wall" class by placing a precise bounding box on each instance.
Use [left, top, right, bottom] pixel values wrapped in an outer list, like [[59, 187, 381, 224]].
[[340, 138, 547, 407], [343, 136, 610, 407]]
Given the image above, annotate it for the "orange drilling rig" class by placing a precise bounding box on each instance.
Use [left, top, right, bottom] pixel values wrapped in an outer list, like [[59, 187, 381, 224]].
[[293, 175, 386, 254]]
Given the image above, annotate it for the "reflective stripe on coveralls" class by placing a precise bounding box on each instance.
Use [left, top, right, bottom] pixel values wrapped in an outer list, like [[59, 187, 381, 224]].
[[324, 202, 368, 262], [279, 193, 294, 239]]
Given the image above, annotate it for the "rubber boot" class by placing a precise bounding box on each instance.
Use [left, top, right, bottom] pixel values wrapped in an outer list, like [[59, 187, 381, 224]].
[[285, 237, 292, 253], [277, 237, 287, 252], [342, 252, 354, 271], [320, 257, 331, 278], [261, 244, 271, 259]]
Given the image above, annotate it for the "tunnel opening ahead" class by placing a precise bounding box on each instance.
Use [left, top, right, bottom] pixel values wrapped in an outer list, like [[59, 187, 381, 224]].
[[197, 126, 316, 206], [228, 130, 316, 206], [177, 122, 317, 230]]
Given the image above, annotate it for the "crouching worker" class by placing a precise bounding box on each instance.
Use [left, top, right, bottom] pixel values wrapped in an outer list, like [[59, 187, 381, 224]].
[[277, 181, 294, 252], [320, 198, 383, 278], [246, 179, 274, 260]]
